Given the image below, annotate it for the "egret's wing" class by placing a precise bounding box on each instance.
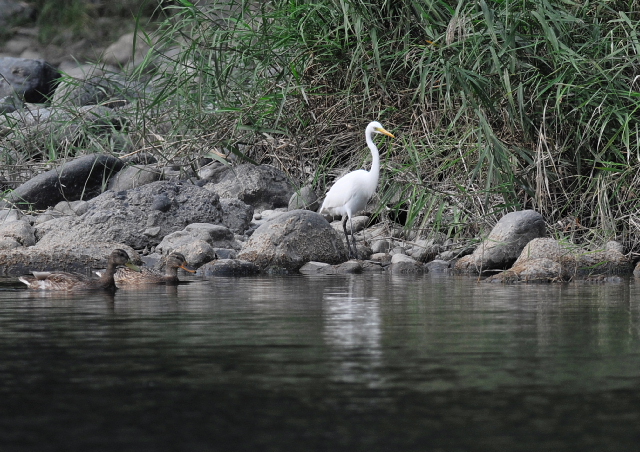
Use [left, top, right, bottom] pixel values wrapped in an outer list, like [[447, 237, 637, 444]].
[[321, 170, 367, 210]]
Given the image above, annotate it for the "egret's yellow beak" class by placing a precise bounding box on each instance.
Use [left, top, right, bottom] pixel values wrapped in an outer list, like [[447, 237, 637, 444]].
[[376, 127, 395, 138]]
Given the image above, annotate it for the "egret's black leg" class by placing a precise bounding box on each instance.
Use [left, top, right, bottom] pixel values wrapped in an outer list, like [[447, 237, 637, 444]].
[[342, 216, 354, 258], [349, 216, 358, 260]]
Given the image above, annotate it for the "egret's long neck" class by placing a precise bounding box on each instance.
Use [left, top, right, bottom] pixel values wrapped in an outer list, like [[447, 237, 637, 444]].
[[366, 131, 380, 183]]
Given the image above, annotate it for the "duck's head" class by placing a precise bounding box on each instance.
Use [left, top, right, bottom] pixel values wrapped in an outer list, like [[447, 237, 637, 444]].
[[167, 252, 196, 273], [111, 249, 141, 272]]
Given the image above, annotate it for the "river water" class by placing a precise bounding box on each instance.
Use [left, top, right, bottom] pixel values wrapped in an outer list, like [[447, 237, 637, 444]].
[[0, 273, 639, 451]]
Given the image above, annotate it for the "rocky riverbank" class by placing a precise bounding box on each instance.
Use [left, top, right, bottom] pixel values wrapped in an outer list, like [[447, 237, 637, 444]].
[[0, 151, 635, 282], [0, 2, 637, 283]]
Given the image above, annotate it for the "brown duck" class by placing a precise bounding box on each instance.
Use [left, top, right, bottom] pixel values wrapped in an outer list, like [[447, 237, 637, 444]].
[[97, 251, 196, 285], [19, 249, 140, 291]]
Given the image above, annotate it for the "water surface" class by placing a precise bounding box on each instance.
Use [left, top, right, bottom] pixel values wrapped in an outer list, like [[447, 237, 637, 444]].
[[1, 274, 639, 451]]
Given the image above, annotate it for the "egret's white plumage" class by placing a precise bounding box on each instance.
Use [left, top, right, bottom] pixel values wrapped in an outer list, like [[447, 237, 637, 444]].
[[319, 121, 394, 259]]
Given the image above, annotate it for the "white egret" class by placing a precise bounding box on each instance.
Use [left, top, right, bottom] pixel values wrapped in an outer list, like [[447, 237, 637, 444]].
[[319, 121, 395, 259]]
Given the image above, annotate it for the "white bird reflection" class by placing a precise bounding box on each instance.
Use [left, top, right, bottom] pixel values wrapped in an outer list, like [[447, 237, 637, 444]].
[[322, 276, 384, 387]]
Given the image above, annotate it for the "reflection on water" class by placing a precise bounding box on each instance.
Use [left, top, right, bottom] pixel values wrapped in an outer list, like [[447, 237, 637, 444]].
[[323, 277, 383, 387], [0, 274, 640, 451]]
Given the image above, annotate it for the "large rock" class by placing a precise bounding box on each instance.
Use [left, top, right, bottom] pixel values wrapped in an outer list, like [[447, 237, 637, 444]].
[[288, 185, 318, 211], [388, 253, 425, 275], [107, 164, 163, 191], [0, 57, 59, 103], [1, 154, 124, 210], [156, 223, 240, 268], [485, 238, 631, 283], [237, 209, 347, 273], [0, 219, 35, 248], [34, 181, 223, 250], [219, 198, 254, 234], [203, 164, 295, 212], [102, 32, 152, 67], [454, 210, 545, 274], [0, 1, 34, 27]]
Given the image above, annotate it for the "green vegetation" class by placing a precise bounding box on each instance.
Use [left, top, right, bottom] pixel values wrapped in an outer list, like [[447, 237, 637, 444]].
[[139, 0, 640, 249], [5, 0, 640, 250]]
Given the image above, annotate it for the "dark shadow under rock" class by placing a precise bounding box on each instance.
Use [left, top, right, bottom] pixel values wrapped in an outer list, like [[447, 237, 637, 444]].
[[0, 56, 59, 103]]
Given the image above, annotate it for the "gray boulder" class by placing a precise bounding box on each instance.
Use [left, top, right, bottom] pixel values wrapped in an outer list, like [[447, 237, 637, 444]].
[[107, 164, 163, 191], [454, 210, 545, 274], [0, 219, 35, 248], [203, 164, 295, 212], [35, 181, 223, 250], [220, 198, 253, 234], [102, 32, 152, 68], [0, 1, 34, 27], [371, 239, 391, 254], [330, 215, 369, 235], [53, 200, 89, 216], [156, 223, 240, 267], [485, 238, 631, 283], [425, 259, 452, 273], [0, 57, 59, 103], [1, 154, 124, 210], [0, 208, 22, 223], [408, 238, 443, 263], [237, 209, 347, 273], [288, 186, 319, 211], [388, 253, 425, 275]]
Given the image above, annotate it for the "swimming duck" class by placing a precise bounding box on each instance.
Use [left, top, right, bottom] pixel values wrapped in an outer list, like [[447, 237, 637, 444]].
[[98, 251, 196, 285], [19, 249, 140, 291]]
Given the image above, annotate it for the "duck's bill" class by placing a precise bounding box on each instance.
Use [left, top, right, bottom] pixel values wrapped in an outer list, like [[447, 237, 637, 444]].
[[180, 263, 197, 273], [125, 262, 142, 272]]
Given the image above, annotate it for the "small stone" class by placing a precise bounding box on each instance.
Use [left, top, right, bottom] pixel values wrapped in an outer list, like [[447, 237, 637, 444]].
[[299, 261, 331, 274], [143, 227, 161, 237], [371, 239, 391, 254], [425, 259, 452, 273]]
